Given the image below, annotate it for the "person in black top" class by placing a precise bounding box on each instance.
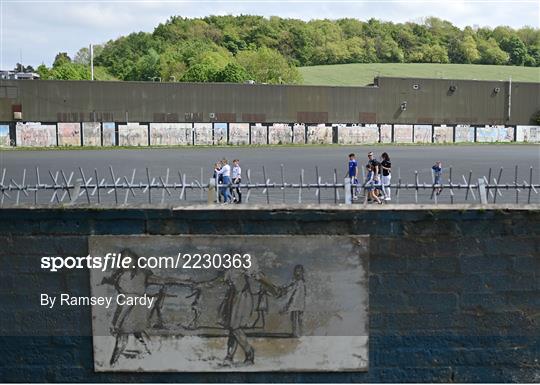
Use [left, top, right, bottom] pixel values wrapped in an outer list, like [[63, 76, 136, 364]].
[[380, 152, 392, 201], [366, 151, 381, 200]]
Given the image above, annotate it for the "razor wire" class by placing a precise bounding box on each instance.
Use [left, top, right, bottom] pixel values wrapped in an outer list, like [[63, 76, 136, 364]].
[[0, 165, 538, 206]]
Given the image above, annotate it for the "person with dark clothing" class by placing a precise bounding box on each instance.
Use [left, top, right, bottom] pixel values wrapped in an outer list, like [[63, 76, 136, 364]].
[[380, 152, 392, 201]]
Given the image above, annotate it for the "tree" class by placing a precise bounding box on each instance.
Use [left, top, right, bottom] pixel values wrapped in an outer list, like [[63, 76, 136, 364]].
[[477, 38, 509, 65], [449, 35, 480, 63], [36, 64, 50, 79], [500, 35, 528, 65], [236, 47, 301, 84], [53, 52, 71, 68], [181, 63, 219, 82], [215, 62, 250, 82]]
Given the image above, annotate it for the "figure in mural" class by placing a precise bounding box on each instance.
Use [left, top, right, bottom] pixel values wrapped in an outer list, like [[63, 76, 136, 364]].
[[100, 248, 193, 366], [279, 264, 306, 337]]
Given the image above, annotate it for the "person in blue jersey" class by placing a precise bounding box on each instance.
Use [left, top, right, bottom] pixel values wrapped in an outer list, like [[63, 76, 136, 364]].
[[432, 161, 443, 195], [347, 153, 359, 200]]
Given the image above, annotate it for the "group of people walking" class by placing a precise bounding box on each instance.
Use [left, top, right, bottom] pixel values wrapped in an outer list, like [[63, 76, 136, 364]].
[[214, 158, 242, 204], [348, 151, 392, 204]]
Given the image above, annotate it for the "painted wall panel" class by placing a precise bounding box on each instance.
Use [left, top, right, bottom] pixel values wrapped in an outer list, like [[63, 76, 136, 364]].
[[292, 124, 306, 144], [413, 125, 432, 143], [16, 122, 56, 147], [213, 123, 227, 145], [455, 125, 475, 143], [193, 123, 213, 145], [229, 123, 250, 145], [118, 123, 148, 146], [82, 122, 101, 146], [269, 123, 292, 144], [433, 125, 454, 143], [516, 125, 539, 143], [307, 124, 332, 144], [393, 124, 413, 143], [58, 123, 81, 146], [150, 123, 192, 146], [380, 124, 392, 143], [250, 124, 267, 145], [102, 122, 116, 146], [0, 124, 10, 147]]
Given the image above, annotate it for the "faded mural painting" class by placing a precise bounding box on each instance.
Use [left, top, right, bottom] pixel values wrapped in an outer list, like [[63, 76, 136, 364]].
[[269, 124, 292, 145], [102, 123, 116, 146], [229, 124, 250, 145], [0, 124, 10, 147], [476, 125, 513, 142], [307, 124, 332, 144], [213, 123, 228, 145], [393, 125, 413, 143], [455, 125, 475, 143], [292, 124, 306, 144], [250, 124, 267, 145], [380, 124, 392, 143], [433, 125, 453, 143], [58, 123, 81, 146], [150, 123, 192, 146], [413, 125, 432, 143], [194, 123, 213, 145], [83, 122, 101, 146], [516, 126, 539, 142], [119, 123, 148, 146], [15, 122, 56, 147], [90, 235, 369, 372]]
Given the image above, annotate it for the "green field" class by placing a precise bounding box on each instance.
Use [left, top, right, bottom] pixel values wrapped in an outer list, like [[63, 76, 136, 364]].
[[299, 63, 540, 86]]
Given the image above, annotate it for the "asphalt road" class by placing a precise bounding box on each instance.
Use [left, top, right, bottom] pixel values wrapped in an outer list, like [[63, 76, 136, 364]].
[[1, 145, 539, 205]]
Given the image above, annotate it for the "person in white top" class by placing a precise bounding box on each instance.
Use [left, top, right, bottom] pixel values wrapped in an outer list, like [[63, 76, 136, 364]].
[[231, 159, 242, 204], [215, 158, 232, 203]]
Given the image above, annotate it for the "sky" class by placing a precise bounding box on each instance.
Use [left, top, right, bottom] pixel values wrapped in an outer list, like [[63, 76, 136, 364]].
[[0, 0, 539, 69]]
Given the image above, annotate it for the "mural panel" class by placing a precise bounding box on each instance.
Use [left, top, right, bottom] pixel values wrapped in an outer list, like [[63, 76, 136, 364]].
[[229, 123, 250, 145], [292, 124, 306, 144], [455, 125, 475, 143], [119, 123, 148, 146], [102, 123, 116, 146], [307, 124, 332, 144], [83, 122, 101, 146], [90, 235, 369, 372], [213, 123, 228, 145], [194, 123, 213, 145], [413, 125, 432, 143], [516, 126, 539, 143], [268, 124, 292, 145], [250, 124, 267, 145], [476, 125, 506, 142], [0, 124, 10, 147], [58, 123, 81, 146], [393, 125, 413, 143], [433, 125, 454, 144], [16, 122, 56, 147], [380, 124, 392, 143], [150, 123, 192, 146]]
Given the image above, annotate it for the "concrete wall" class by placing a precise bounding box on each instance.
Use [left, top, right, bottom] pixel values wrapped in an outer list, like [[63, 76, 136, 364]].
[[1, 77, 539, 125], [1, 205, 538, 382]]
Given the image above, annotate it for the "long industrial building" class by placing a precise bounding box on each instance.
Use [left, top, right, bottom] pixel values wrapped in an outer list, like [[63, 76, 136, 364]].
[[0, 76, 538, 125]]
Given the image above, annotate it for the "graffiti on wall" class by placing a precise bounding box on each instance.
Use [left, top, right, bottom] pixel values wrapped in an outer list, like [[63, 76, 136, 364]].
[[413, 125, 432, 143], [83, 122, 101, 146], [150, 123, 192, 146], [229, 123, 250, 145], [307, 124, 332, 144], [194, 123, 213, 145], [0, 124, 10, 147], [90, 235, 369, 372], [58, 123, 81, 146], [269, 124, 292, 144], [516, 126, 539, 143], [433, 125, 453, 143], [119, 123, 148, 146], [393, 125, 413, 143], [102, 123, 116, 146], [251, 124, 267, 145], [292, 124, 306, 144], [476, 125, 513, 142], [455, 125, 475, 143], [16, 122, 56, 147]]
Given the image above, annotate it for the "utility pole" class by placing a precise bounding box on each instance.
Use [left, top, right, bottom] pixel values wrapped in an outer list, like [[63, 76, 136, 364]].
[[90, 44, 94, 81]]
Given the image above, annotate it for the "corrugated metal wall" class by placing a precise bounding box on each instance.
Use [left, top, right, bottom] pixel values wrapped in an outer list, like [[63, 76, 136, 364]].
[[0, 77, 538, 124]]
